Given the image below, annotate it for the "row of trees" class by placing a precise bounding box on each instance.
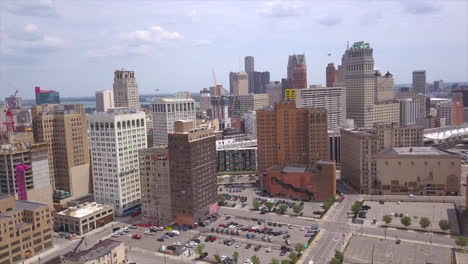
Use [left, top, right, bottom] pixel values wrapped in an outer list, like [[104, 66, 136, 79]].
[[252, 199, 304, 215], [381, 214, 452, 231]]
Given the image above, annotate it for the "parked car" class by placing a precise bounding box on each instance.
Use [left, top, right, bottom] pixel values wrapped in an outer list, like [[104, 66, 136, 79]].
[[157, 237, 165, 242], [254, 245, 262, 251], [245, 244, 252, 249], [132, 234, 141, 239]]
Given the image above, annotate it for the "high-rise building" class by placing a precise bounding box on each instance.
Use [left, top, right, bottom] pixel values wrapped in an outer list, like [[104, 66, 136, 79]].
[[230, 72, 249, 95], [326, 63, 338, 87], [244, 56, 255, 73], [266, 81, 282, 105], [0, 196, 54, 264], [151, 94, 196, 145], [412, 70, 427, 95], [95, 90, 115, 112], [452, 93, 464, 126], [35, 86, 60, 105], [169, 121, 217, 227], [374, 71, 395, 103], [434, 80, 444, 92], [287, 54, 307, 89], [287, 54, 306, 79], [139, 146, 173, 226], [243, 110, 257, 138], [216, 139, 257, 172], [340, 123, 424, 194], [89, 108, 147, 216], [257, 102, 328, 187], [113, 69, 140, 110], [32, 104, 90, 201], [210, 96, 232, 130], [199, 88, 211, 112], [230, 94, 269, 117], [250, 71, 270, 94], [296, 85, 346, 131], [399, 98, 421, 126], [437, 101, 452, 126]]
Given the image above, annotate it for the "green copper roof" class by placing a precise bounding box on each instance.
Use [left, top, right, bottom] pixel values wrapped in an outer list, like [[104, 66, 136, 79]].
[[351, 41, 370, 49]]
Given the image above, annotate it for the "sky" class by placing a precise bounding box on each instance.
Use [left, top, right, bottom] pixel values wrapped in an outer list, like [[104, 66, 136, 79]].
[[1, 0, 467, 99]]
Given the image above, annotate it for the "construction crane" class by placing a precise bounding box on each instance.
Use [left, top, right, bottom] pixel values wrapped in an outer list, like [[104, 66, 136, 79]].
[[3, 90, 19, 142]]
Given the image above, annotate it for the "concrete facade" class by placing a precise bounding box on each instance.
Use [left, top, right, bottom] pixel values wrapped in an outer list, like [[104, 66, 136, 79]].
[[54, 202, 114, 235], [326, 63, 338, 88], [399, 98, 421, 126], [266, 81, 282, 106], [231, 94, 269, 117], [216, 139, 257, 172], [230, 72, 249, 96], [243, 110, 257, 139], [95, 90, 115, 112], [412, 70, 427, 95], [113, 70, 140, 110]]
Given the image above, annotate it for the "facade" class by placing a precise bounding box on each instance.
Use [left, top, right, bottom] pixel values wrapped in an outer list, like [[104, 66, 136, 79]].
[[250, 71, 270, 94], [243, 110, 257, 139], [113, 70, 140, 110], [89, 108, 147, 216], [199, 88, 211, 112], [256, 102, 329, 187], [437, 101, 452, 126], [412, 70, 427, 95], [376, 147, 460, 195], [326, 63, 338, 87], [54, 202, 114, 235], [168, 121, 217, 227], [151, 95, 196, 145], [95, 90, 115, 112], [374, 71, 395, 103], [328, 131, 341, 167], [230, 94, 269, 117], [295, 86, 346, 131], [63, 239, 125, 264], [434, 80, 444, 92], [139, 146, 173, 226], [245, 56, 255, 73], [210, 96, 232, 130], [35, 86, 60, 105], [399, 98, 421, 126], [216, 139, 257, 172], [287, 54, 306, 81], [340, 123, 424, 194], [266, 81, 282, 106], [452, 93, 464, 126], [284, 89, 297, 101], [32, 104, 90, 200], [0, 142, 53, 206], [264, 161, 336, 201], [0, 196, 54, 264], [230, 72, 249, 95]]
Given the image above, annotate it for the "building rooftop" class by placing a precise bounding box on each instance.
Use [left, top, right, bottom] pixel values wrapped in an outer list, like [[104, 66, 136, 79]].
[[153, 97, 194, 103], [351, 41, 370, 49], [56, 202, 111, 218], [66, 239, 122, 263], [15, 200, 48, 211], [380, 147, 452, 156]]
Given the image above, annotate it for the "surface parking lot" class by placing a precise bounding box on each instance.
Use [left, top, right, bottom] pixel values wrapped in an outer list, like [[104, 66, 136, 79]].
[[361, 201, 459, 233]]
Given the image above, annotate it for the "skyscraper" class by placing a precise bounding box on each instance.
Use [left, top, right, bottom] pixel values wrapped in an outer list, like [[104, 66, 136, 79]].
[[326, 63, 338, 87], [113, 69, 140, 110], [266, 81, 282, 105], [95, 90, 115, 112], [399, 98, 421, 126], [244, 56, 255, 73], [412, 70, 427, 95], [199, 88, 211, 112], [35, 86, 60, 105], [287, 54, 306, 80], [230, 72, 249, 95], [89, 108, 147, 216], [169, 121, 217, 227]]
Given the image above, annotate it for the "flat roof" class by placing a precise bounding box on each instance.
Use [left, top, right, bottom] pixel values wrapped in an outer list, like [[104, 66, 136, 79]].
[[15, 200, 48, 211], [380, 147, 451, 156], [66, 239, 122, 262], [56, 203, 111, 218]]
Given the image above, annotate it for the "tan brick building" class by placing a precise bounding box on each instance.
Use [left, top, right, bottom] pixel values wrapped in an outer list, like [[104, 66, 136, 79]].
[[54, 202, 114, 235], [0, 196, 54, 264], [63, 239, 125, 264]]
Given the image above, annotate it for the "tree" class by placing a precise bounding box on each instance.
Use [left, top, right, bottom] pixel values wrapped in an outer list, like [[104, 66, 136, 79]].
[[279, 204, 288, 214], [266, 201, 274, 211], [253, 199, 260, 210], [323, 196, 335, 210], [251, 255, 260, 264], [455, 236, 468, 249], [439, 219, 451, 231], [233, 251, 239, 263], [382, 215, 392, 225], [330, 250, 344, 264], [294, 243, 305, 253], [293, 204, 303, 215], [218, 195, 226, 206], [288, 252, 298, 263], [419, 217, 431, 230], [401, 216, 412, 227], [281, 260, 291, 264], [270, 259, 280, 264], [351, 201, 363, 217], [195, 244, 205, 258], [214, 254, 221, 263]]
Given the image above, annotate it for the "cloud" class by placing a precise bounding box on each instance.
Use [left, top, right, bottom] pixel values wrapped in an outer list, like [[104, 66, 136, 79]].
[[402, 0, 441, 15], [316, 15, 342, 26], [192, 39, 212, 46], [24, 24, 39, 33], [360, 11, 383, 26], [119, 26, 183, 44], [6, 0, 58, 17], [5, 24, 64, 54], [260, 0, 305, 17]]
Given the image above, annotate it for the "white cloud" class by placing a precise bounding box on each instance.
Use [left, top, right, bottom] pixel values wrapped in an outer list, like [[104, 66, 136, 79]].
[[5, 24, 64, 54], [192, 39, 212, 46], [24, 24, 39, 33], [316, 15, 342, 26], [402, 0, 441, 15], [260, 0, 305, 17], [120, 26, 182, 44], [6, 0, 58, 17]]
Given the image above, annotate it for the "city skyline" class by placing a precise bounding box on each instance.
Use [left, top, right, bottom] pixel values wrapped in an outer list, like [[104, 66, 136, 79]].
[[1, 0, 467, 98]]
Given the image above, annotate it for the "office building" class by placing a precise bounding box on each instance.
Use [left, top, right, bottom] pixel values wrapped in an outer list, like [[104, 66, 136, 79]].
[[328, 131, 341, 167], [0, 142, 53, 206], [89, 108, 147, 216], [199, 88, 211, 112], [341, 123, 424, 194], [287, 54, 306, 79], [376, 147, 460, 195], [35, 86, 60, 105], [434, 80, 444, 92], [292, 65, 307, 89], [216, 139, 257, 172], [32, 104, 90, 201], [95, 90, 115, 112], [113, 69, 140, 110], [16, 109, 31, 126], [412, 70, 427, 95], [169, 121, 217, 227], [139, 146, 173, 226], [437, 101, 452, 126], [249, 71, 270, 94], [452, 92, 465, 126], [244, 56, 255, 73], [229, 72, 248, 96], [230, 94, 269, 117], [326, 63, 338, 87], [296, 85, 346, 131], [54, 202, 114, 235], [243, 110, 257, 139], [210, 96, 232, 130], [256, 102, 328, 187], [399, 98, 421, 126], [0, 196, 54, 264], [374, 71, 395, 103], [62, 239, 125, 264], [281, 78, 293, 99], [151, 94, 196, 145], [266, 81, 282, 106], [264, 161, 336, 201]]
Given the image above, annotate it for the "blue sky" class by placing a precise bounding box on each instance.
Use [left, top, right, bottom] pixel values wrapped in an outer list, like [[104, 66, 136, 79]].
[[1, 0, 467, 99]]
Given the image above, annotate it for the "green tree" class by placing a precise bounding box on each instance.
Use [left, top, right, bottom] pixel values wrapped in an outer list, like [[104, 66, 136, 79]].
[[195, 244, 205, 258], [294, 243, 305, 253], [382, 215, 392, 225], [293, 204, 303, 215], [288, 252, 298, 263], [266, 201, 274, 211], [253, 199, 260, 210], [323, 196, 335, 210], [401, 216, 412, 227], [330, 250, 344, 264], [279, 204, 288, 214], [214, 254, 221, 263], [439, 219, 451, 231], [251, 255, 260, 264], [280, 260, 291, 264], [456, 236, 468, 249], [270, 259, 280, 264], [218, 195, 226, 206], [419, 217, 431, 230], [351, 201, 363, 217], [233, 251, 239, 263]]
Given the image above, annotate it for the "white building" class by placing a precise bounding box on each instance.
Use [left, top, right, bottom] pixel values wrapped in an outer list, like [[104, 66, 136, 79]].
[[243, 110, 257, 139], [151, 95, 196, 146], [89, 108, 147, 216], [399, 98, 421, 126], [113, 70, 140, 110], [95, 90, 115, 112], [296, 85, 346, 131]]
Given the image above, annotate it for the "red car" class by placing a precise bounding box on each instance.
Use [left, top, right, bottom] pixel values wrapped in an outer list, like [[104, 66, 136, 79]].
[[210, 237, 217, 242], [131, 210, 141, 217], [218, 224, 226, 228], [132, 234, 141, 239]]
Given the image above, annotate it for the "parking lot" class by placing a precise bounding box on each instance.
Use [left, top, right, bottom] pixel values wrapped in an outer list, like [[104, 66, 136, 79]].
[[361, 201, 459, 233], [344, 235, 451, 264]]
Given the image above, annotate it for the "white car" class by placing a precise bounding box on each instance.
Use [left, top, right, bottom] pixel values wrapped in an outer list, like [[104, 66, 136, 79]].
[[235, 243, 240, 248], [266, 247, 272, 253], [228, 225, 236, 229], [185, 242, 196, 248], [300, 226, 305, 231], [288, 224, 293, 229], [244, 259, 252, 264], [144, 231, 155, 235], [173, 242, 181, 246], [111, 233, 120, 237]]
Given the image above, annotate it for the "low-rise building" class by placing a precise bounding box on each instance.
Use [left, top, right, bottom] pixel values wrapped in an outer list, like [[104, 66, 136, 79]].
[[263, 161, 336, 201], [54, 202, 114, 235], [63, 239, 125, 264], [376, 147, 460, 195], [216, 139, 257, 172]]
